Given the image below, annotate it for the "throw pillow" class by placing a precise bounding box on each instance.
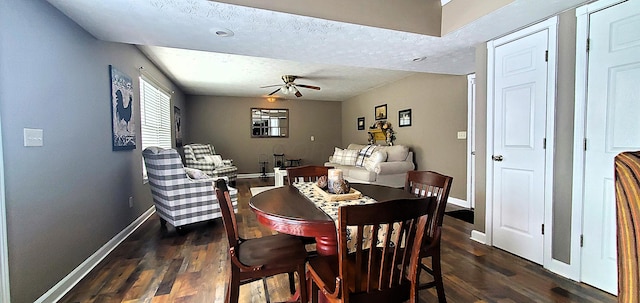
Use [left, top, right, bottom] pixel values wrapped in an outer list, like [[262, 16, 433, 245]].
[[184, 167, 210, 179], [363, 150, 388, 172], [330, 147, 345, 164], [342, 149, 359, 166], [355, 145, 378, 167]]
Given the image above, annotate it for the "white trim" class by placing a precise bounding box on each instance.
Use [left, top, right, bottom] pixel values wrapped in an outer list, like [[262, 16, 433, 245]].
[[447, 197, 469, 208], [34, 206, 156, 303], [0, 112, 10, 302], [470, 230, 486, 244], [486, 16, 558, 269], [467, 73, 476, 209], [237, 173, 275, 179], [569, 0, 628, 282]]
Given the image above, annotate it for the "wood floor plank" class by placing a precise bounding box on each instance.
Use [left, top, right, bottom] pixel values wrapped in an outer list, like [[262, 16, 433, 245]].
[[58, 178, 617, 303]]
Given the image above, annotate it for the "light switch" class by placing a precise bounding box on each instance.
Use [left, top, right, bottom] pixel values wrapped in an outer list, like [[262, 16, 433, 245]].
[[457, 131, 467, 140], [24, 128, 44, 147]]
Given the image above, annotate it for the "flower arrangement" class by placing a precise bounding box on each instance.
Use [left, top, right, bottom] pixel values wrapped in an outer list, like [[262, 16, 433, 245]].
[[368, 120, 395, 145]]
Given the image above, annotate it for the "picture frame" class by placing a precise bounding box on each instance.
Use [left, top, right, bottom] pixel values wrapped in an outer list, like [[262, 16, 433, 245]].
[[375, 104, 387, 120], [357, 117, 365, 130], [399, 109, 412, 127], [174, 106, 182, 147], [109, 65, 136, 151]]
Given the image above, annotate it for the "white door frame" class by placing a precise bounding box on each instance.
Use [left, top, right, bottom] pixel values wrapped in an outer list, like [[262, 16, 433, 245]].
[[467, 73, 476, 209], [0, 113, 11, 301], [486, 16, 557, 270], [569, 0, 629, 282]]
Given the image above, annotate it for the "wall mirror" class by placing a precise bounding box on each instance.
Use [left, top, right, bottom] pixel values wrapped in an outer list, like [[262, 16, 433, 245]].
[[251, 108, 289, 138]]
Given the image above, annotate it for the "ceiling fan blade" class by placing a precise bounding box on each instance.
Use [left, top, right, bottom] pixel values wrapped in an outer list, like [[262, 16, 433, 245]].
[[260, 84, 282, 88], [268, 88, 280, 96], [296, 84, 321, 90]]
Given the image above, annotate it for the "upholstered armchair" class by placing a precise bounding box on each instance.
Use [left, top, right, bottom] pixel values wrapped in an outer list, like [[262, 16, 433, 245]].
[[183, 143, 238, 184], [142, 147, 238, 232]]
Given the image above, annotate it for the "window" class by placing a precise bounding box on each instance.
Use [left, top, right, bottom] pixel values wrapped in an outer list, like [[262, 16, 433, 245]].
[[140, 76, 171, 180]]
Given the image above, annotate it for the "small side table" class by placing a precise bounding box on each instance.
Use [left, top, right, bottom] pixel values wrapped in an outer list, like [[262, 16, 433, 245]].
[[274, 167, 288, 187]]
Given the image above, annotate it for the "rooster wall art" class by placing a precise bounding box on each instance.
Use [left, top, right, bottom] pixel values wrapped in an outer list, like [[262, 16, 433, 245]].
[[110, 65, 136, 150]]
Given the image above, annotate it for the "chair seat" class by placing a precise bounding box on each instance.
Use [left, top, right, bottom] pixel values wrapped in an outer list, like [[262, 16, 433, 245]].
[[238, 234, 308, 270]]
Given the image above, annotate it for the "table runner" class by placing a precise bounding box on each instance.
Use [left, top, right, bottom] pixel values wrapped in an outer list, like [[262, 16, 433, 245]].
[[293, 182, 399, 251]]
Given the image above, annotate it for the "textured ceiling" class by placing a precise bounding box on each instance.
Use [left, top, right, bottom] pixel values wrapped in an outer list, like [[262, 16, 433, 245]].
[[46, 0, 590, 101]]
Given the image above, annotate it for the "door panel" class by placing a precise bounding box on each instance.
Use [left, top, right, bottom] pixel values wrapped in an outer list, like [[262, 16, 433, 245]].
[[581, 0, 640, 294], [492, 29, 548, 264]]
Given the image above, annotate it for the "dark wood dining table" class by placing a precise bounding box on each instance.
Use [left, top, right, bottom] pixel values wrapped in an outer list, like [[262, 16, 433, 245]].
[[249, 183, 420, 256]]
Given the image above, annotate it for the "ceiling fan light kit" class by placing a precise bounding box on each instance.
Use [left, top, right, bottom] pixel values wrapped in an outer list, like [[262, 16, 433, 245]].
[[262, 75, 321, 98]]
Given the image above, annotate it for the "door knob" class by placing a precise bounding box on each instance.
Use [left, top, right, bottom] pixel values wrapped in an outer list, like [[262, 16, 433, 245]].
[[492, 155, 504, 161]]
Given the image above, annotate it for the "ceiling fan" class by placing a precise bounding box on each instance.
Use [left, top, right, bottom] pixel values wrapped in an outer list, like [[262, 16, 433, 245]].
[[260, 75, 321, 98]]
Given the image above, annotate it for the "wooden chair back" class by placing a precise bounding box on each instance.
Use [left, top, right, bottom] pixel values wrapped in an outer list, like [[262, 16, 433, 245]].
[[336, 197, 435, 303], [215, 179, 240, 249], [404, 171, 453, 245], [286, 165, 332, 184]]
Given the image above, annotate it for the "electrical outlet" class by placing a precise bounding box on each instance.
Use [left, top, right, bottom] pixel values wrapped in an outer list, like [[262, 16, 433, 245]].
[[128, 197, 134, 208]]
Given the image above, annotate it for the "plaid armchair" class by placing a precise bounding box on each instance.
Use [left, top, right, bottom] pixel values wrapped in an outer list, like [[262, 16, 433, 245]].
[[183, 143, 238, 184], [142, 147, 237, 231]]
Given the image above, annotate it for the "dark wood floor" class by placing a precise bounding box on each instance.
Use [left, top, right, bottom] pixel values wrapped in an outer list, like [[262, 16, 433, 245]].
[[59, 178, 616, 303]]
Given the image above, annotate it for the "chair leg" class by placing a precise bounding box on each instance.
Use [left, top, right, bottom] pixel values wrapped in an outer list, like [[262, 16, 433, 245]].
[[159, 217, 167, 230], [228, 275, 240, 303], [310, 277, 319, 303], [297, 266, 307, 303], [432, 252, 446, 303], [262, 277, 271, 303], [288, 272, 296, 294]]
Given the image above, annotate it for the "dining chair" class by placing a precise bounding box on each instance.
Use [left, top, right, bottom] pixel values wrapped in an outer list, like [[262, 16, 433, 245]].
[[214, 179, 308, 303], [404, 170, 453, 303], [306, 197, 436, 303], [286, 165, 332, 185]]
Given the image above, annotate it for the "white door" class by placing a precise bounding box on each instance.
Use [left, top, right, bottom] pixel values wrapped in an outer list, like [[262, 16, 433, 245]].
[[581, 0, 640, 294], [467, 74, 476, 209], [491, 29, 548, 264]]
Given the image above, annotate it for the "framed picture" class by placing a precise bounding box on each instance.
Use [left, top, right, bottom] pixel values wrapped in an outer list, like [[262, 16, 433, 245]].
[[174, 106, 182, 147], [110, 65, 136, 151], [399, 109, 412, 127], [375, 104, 387, 120], [357, 117, 365, 130]]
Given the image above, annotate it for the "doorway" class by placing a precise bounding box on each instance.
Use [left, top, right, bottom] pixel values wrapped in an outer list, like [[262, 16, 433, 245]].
[[486, 17, 557, 266], [572, 0, 640, 294]]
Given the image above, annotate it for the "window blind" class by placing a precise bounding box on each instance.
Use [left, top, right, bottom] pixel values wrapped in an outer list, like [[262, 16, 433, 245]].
[[140, 76, 171, 179]]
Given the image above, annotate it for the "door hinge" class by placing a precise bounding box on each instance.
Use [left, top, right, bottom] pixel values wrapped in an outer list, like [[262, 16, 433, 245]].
[[580, 235, 584, 247], [586, 38, 590, 52], [542, 224, 545, 235], [543, 138, 547, 149], [584, 138, 587, 151], [545, 50, 549, 62]]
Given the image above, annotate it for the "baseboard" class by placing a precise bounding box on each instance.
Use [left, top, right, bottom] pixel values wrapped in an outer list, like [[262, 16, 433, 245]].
[[470, 230, 486, 244], [34, 206, 156, 303], [448, 197, 470, 208], [237, 173, 274, 179]]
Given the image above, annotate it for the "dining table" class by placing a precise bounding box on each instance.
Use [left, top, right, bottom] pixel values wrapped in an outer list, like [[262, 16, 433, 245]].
[[249, 182, 421, 256]]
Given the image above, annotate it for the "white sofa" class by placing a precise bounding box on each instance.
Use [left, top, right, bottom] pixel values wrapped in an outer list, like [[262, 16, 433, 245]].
[[324, 143, 415, 188]]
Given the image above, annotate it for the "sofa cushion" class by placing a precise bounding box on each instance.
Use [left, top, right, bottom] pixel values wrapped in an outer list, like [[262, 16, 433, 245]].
[[347, 166, 377, 182], [184, 167, 210, 180], [364, 150, 387, 172], [385, 145, 410, 162], [330, 147, 358, 166]]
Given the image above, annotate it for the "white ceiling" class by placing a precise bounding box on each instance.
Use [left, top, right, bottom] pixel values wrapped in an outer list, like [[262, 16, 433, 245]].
[[46, 0, 590, 101]]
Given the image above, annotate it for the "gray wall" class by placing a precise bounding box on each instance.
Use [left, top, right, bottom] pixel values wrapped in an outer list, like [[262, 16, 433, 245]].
[[342, 73, 468, 199], [185, 96, 342, 173], [473, 9, 578, 263], [0, 1, 185, 301]]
